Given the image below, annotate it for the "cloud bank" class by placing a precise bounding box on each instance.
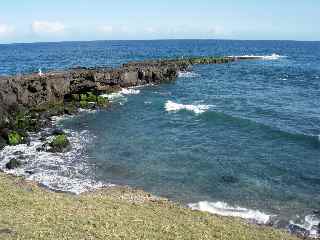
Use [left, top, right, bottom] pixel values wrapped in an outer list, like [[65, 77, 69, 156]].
[[32, 21, 65, 34], [0, 23, 14, 37]]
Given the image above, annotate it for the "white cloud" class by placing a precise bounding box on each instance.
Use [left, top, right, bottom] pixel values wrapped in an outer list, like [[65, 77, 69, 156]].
[[98, 25, 114, 33], [32, 21, 65, 34], [145, 27, 157, 34], [0, 23, 14, 37]]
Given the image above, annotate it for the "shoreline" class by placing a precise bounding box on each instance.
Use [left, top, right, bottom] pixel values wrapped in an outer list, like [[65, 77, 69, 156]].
[[0, 87, 306, 240], [0, 171, 299, 240]]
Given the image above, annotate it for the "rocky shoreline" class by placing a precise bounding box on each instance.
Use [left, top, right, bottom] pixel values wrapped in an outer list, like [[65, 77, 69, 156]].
[[0, 55, 307, 239], [0, 56, 237, 152]]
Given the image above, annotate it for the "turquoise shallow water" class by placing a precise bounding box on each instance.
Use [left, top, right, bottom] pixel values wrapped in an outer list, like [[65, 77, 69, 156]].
[[1, 40, 320, 236]]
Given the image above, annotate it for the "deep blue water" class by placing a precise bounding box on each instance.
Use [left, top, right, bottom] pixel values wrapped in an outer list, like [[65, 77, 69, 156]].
[[1, 40, 320, 233]]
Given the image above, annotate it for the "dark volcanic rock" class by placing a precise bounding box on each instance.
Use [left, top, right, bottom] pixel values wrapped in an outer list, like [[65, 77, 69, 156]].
[[52, 129, 66, 136], [0, 57, 235, 128], [5, 159, 22, 170], [0, 136, 7, 150]]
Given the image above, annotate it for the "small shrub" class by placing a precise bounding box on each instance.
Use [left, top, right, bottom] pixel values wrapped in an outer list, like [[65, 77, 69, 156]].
[[8, 131, 23, 146], [49, 134, 70, 152], [79, 101, 89, 108], [97, 96, 108, 107]]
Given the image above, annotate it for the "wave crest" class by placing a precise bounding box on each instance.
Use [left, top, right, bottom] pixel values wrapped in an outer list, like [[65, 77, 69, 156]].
[[178, 71, 200, 78], [188, 201, 272, 225], [229, 53, 285, 60], [165, 100, 212, 114]]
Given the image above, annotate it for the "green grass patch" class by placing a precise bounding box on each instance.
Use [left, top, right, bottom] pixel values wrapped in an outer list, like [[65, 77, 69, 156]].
[[0, 173, 298, 240]]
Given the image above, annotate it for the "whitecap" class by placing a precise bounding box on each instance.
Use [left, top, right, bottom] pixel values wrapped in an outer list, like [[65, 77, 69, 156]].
[[100, 87, 140, 103], [165, 100, 212, 114], [188, 201, 272, 225], [229, 53, 285, 60], [289, 215, 320, 238], [178, 71, 200, 78], [120, 88, 140, 95]]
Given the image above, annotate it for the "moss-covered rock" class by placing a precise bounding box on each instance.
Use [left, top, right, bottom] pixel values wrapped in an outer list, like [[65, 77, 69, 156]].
[[5, 159, 22, 170], [49, 134, 71, 153], [8, 131, 23, 146], [79, 100, 89, 108], [97, 96, 108, 107], [86, 92, 97, 102]]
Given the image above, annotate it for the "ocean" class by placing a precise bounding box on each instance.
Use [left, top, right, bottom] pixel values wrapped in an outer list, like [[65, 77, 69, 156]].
[[0, 39, 320, 237]]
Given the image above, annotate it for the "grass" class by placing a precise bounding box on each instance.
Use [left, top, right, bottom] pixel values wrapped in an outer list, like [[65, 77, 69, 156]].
[[0, 173, 298, 240]]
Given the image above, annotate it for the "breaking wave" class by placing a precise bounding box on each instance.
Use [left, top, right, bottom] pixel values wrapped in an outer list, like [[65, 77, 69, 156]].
[[0, 115, 109, 195], [178, 71, 200, 78], [229, 53, 285, 60], [100, 87, 141, 104], [165, 100, 212, 114], [289, 214, 320, 239], [188, 201, 272, 225]]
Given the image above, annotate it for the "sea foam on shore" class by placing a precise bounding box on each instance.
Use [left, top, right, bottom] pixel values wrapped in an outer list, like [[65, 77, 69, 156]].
[[188, 201, 272, 225]]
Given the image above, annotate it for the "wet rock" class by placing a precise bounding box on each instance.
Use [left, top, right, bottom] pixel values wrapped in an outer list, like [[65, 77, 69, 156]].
[[288, 223, 310, 238], [0, 136, 7, 150], [5, 159, 22, 170], [52, 128, 66, 136]]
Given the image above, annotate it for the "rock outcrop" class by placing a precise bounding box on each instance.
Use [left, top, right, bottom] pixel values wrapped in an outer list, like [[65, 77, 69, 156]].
[[0, 56, 236, 127]]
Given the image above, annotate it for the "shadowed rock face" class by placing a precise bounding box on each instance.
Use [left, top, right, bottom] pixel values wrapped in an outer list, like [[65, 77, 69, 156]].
[[0, 57, 235, 125]]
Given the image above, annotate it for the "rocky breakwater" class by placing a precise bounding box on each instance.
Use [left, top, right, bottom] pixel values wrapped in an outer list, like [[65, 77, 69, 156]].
[[0, 56, 234, 156]]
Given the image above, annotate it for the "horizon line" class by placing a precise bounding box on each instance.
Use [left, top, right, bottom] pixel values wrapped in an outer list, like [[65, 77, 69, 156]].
[[0, 38, 319, 46]]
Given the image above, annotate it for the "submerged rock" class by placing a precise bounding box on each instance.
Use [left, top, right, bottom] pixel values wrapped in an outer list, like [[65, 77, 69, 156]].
[[220, 175, 239, 184]]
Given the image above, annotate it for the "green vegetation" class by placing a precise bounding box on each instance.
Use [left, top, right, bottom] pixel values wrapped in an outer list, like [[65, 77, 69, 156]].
[[97, 96, 108, 107], [79, 100, 89, 108], [0, 173, 298, 240], [76, 92, 109, 109], [49, 134, 70, 152], [8, 131, 23, 146]]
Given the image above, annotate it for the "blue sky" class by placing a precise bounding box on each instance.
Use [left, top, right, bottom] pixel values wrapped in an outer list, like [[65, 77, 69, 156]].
[[0, 0, 319, 43]]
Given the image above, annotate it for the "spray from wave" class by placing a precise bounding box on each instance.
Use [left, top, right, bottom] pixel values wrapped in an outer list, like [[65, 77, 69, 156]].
[[165, 100, 212, 114], [0, 114, 109, 194], [178, 71, 200, 78], [100, 87, 141, 104], [289, 214, 320, 239], [229, 53, 285, 60], [188, 201, 272, 225]]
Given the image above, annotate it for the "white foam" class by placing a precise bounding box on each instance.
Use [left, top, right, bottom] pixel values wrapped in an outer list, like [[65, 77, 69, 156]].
[[120, 88, 140, 95], [290, 215, 320, 238], [165, 100, 212, 114], [188, 201, 272, 225], [100, 87, 140, 103], [0, 126, 108, 195], [229, 53, 285, 60], [178, 71, 200, 78]]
